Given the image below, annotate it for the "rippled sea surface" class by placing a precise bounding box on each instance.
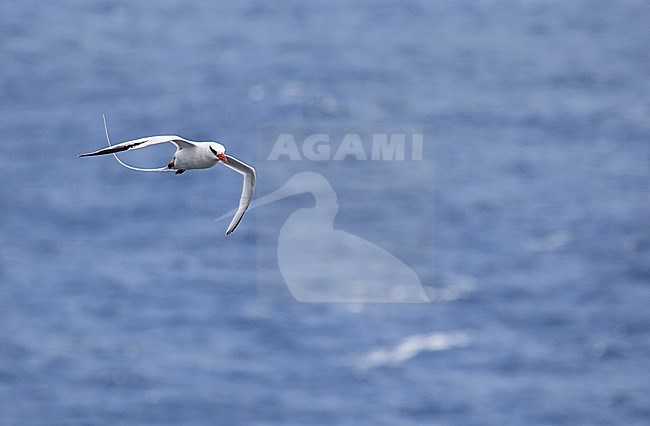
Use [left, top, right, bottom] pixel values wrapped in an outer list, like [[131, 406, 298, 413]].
[[1, 0, 649, 424]]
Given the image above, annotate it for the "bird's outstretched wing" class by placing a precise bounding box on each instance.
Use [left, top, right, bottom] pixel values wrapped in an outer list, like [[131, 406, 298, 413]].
[[221, 155, 256, 235], [78, 135, 195, 157], [78, 115, 192, 172]]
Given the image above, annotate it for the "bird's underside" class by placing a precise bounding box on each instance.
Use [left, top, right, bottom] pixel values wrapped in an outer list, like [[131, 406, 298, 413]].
[[167, 158, 185, 174]]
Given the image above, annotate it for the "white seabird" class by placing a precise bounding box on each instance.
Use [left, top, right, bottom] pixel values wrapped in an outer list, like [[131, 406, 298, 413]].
[[79, 116, 256, 235]]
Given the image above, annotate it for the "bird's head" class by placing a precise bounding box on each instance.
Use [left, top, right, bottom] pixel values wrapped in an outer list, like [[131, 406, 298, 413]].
[[209, 143, 228, 163]]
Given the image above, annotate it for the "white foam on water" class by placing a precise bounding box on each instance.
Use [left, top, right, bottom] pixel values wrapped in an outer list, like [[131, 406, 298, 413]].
[[357, 330, 471, 371]]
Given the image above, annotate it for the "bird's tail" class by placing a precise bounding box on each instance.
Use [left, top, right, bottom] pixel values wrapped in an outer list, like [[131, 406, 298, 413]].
[[102, 114, 171, 173]]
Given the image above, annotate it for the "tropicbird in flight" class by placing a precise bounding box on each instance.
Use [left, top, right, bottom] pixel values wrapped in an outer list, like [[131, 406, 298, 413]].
[[78, 116, 256, 235]]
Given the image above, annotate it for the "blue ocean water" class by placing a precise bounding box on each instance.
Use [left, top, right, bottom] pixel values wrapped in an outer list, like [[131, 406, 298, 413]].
[[1, 0, 649, 424]]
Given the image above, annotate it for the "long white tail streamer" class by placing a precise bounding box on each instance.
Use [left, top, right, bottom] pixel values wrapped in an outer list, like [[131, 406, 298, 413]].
[[102, 114, 171, 172]]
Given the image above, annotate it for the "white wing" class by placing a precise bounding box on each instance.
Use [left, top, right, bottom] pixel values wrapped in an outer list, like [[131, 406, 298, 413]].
[[79, 118, 196, 158], [221, 154, 256, 235], [78, 135, 195, 157], [91, 115, 172, 172]]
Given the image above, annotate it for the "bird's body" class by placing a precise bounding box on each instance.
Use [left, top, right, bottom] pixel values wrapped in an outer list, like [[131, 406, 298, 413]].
[[172, 142, 219, 171], [79, 117, 256, 235], [161, 140, 224, 174]]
